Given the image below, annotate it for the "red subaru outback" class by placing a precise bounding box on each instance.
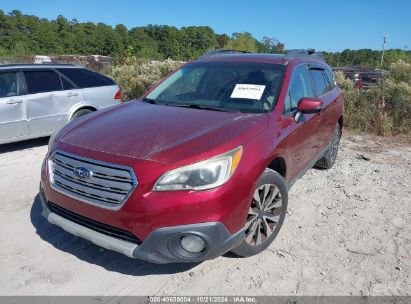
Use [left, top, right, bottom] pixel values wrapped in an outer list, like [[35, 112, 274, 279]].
[[40, 50, 343, 263]]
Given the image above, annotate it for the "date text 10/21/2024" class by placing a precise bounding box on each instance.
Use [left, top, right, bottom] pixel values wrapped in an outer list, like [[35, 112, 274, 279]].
[[148, 296, 257, 303]]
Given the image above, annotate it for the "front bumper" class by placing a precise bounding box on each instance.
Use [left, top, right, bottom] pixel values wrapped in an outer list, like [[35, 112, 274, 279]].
[[40, 189, 245, 264]]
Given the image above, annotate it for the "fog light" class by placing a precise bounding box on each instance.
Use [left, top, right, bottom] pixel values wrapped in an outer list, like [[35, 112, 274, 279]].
[[180, 235, 206, 253]]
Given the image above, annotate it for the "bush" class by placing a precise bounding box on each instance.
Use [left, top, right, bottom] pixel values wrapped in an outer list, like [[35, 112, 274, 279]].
[[377, 78, 411, 135], [104, 58, 183, 101], [335, 61, 411, 138], [388, 60, 411, 83]]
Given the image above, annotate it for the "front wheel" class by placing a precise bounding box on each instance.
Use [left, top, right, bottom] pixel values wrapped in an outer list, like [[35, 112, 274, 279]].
[[231, 169, 288, 257]]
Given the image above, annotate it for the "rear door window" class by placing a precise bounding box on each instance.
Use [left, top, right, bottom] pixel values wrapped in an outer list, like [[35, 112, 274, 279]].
[[310, 69, 328, 97], [0, 72, 19, 97], [60, 76, 75, 90], [24, 70, 62, 94], [324, 69, 336, 91], [57, 68, 114, 88]]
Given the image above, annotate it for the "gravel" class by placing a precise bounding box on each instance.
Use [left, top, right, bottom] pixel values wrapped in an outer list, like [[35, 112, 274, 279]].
[[0, 133, 409, 296]]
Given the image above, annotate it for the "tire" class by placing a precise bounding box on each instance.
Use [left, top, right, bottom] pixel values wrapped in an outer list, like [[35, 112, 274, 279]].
[[71, 109, 94, 121], [231, 168, 288, 257], [315, 123, 341, 169]]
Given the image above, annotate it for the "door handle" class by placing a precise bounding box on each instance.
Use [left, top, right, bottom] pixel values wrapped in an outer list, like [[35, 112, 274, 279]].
[[6, 99, 23, 105], [66, 92, 78, 97]]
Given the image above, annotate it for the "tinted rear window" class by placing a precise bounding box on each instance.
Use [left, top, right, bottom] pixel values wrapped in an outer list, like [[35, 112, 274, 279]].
[[24, 70, 62, 94], [58, 68, 114, 88], [61, 76, 75, 90], [310, 69, 327, 97], [0, 72, 19, 97]]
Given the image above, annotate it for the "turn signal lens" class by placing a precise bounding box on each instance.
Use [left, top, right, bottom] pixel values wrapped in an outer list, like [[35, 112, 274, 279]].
[[230, 147, 242, 174]]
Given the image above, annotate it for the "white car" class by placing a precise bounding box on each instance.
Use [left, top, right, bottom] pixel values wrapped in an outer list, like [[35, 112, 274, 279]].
[[0, 64, 122, 144]]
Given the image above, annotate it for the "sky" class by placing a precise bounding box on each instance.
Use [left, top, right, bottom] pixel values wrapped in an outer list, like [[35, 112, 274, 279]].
[[1, 0, 410, 52]]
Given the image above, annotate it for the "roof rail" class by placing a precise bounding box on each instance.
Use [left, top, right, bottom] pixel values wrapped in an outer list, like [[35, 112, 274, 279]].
[[285, 49, 325, 62], [198, 49, 251, 59]]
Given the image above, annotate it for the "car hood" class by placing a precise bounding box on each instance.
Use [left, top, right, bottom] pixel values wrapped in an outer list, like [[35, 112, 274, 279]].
[[59, 101, 269, 164]]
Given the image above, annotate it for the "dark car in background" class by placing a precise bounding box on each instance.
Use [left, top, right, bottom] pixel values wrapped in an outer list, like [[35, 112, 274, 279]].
[[333, 66, 384, 90]]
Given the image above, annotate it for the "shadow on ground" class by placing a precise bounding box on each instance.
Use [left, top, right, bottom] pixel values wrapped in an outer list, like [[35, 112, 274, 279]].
[[30, 194, 198, 276], [0, 137, 50, 154]]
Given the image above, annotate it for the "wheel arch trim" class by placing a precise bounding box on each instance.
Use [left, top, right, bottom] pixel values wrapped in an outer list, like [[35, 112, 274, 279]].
[[266, 156, 287, 179], [67, 103, 97, 121]]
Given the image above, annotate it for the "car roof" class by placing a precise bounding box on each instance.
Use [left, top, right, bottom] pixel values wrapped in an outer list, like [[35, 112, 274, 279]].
[[0, 64, 81, 70], [195, 52, 328, 67]]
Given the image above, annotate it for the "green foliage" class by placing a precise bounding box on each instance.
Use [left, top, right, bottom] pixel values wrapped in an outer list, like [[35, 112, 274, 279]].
[[256, 37, 285, 54], [104, 59, 182, 100], [388, 60, 411, 83], [335, 62, 411, 137], [378, 62, 411, 135], [0, 11, 282, 61], [217, 34, 230, 49], [324, 49, 411, 69], [224, 32, 257, 52], [114, 45, 137, 66], [334, 71, 354, 91]]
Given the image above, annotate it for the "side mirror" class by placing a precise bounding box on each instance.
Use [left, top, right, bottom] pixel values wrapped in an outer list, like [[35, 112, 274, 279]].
[[295, 98, 323, 122]]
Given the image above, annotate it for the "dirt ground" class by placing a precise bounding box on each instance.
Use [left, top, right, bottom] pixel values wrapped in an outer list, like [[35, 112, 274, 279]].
[[0, 133, 409, 296]]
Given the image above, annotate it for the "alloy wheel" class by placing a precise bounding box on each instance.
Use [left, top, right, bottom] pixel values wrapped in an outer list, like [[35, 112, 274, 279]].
[[244, 184, 282, 246]]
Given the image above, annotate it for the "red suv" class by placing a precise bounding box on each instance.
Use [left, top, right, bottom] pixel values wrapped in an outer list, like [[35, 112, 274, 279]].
[[40, 50, 343, 263]]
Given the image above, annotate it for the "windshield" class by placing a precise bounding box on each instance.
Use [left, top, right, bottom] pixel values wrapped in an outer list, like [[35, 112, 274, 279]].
[[146, 61, 285, 113]]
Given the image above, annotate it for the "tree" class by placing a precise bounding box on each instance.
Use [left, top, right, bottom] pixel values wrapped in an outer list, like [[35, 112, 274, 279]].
[[0, 10, 284, 60], [224, 32, 257, 52], [217, 34, 230, 49], [156, 26, 182, 59], [115, 24, 129, 51], [180, 26, 218, 59], [257, 36, 284, 53]]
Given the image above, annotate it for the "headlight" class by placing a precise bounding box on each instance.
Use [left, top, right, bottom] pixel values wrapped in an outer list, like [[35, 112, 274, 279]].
[[153, 146, 243, 191]]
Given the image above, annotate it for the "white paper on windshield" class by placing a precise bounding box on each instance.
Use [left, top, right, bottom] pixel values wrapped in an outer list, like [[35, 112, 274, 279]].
[[230, 84, 266, 100]]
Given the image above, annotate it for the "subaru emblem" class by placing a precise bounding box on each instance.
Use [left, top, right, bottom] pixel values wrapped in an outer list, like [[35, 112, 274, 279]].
[[74, 166, 93, 179]]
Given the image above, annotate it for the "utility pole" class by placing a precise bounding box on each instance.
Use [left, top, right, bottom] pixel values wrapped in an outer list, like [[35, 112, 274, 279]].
[[380, 35, 388, 67]]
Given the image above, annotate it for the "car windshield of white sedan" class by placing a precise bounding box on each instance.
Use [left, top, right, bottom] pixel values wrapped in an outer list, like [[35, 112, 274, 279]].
[[145, 62, 285, 113]]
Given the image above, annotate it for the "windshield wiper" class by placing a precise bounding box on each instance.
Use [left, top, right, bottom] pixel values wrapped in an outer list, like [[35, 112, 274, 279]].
[[166, 103, 229, 112], [143, 99, 266, 113], [142, 97, 157, 104]]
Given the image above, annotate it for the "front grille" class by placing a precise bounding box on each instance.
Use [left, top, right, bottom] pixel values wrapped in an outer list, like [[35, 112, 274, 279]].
[[47, 202, 141, 244], [49, 150, 137, 210]]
